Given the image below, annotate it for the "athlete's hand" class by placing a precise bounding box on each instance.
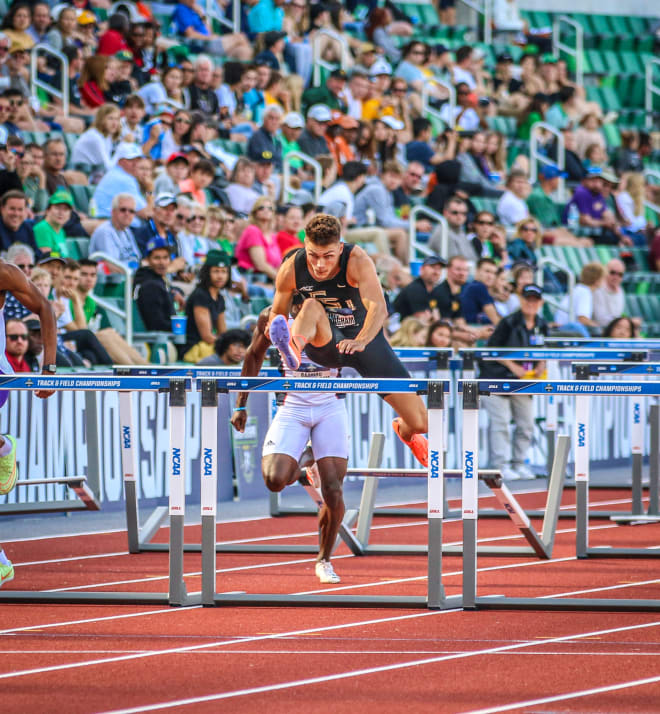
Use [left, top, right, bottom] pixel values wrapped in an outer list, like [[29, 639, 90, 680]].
[[337, 338, 367, 355], [36, 372, 55, 399], [230, 409, 247, 432]]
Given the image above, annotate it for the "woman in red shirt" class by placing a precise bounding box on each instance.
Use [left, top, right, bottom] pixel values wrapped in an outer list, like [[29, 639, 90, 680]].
[[274, 204, 304, 257], [79, 55, 115, 109]]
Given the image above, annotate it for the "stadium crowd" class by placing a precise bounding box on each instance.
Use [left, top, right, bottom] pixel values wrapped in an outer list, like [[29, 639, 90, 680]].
[[0, 0, 658, 370]]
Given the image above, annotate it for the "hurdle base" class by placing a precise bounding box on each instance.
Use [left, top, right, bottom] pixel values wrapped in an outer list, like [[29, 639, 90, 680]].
[[473, 596, 660, 612], [579, 546, 660, 559], [610, 515, 660, 525], [211, 593, 459, 609], [0, 591, 173, 605], [0, 500, 97, 516]]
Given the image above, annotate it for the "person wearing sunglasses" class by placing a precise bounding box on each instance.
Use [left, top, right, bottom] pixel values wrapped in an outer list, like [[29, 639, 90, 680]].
[[508, 217, 541, 268], [592, 258, 641, 333], [89, 193, 142, 271], [4, 317, 34, 373]]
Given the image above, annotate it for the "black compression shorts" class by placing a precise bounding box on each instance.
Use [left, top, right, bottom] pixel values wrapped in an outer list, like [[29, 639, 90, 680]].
[[304, 327, 411, 383]]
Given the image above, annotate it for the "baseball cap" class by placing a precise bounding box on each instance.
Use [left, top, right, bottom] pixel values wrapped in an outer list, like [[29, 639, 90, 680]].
[[521, 283, 543, 300], [114, 143, 143, 161], [330, 115, 359, 129], [433, 44, 449, 55], [257, 150, 274, 164], [329, 68, 348, 80], [38, 255, 66, 267], [380, 115, 405, 131], [369, 59, 392, 77], [77, 9, 97, 25], [600, 170, 620, 184], [48, 189, 74, 207], [359, 42, 376, 53], [422, 256, 448, 268], [263, 30, 286, 47], [307, 104, 332, 122], [496, 52, 513, 63], [166, 152, 189, 164], [115, 49, 133, 62], [145, 236, 173, 255], [9, 37, 32, 53], [23, 316, 40, 331], [205, 250, 232, 268], [539, 164, 568, 179], [586, 166, 603, 176], [282, 111, 304, 129], [154, 192, 177, 207]]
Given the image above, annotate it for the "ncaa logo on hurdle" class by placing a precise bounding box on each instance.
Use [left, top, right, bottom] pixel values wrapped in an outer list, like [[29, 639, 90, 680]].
[[633, 402, 641, 425], [172, 447, 182, 476], [203, 447, 213, 476], [122, 425, 131, 449], [430, 450, 440, 478], [464, 450, 474, 478], [577, 423, 586, 448]]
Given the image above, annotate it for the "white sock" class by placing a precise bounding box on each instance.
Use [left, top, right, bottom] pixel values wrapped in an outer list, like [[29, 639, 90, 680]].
[[0, 550, 9, 565], [0, 436, 13, 457]]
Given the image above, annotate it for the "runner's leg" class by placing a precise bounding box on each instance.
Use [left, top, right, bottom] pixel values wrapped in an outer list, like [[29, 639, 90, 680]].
[[316, 456, 348, 561]]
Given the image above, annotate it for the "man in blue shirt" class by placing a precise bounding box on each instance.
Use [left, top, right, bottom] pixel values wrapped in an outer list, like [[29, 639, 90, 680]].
[[460, 257, 500, 325], [248, 0, 285, 34], [92, 143, 149, 221], [405, 117, 446, 172]]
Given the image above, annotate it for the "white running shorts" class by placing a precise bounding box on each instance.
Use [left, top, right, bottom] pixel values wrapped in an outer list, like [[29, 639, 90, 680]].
[[262, 398, 349, 462]]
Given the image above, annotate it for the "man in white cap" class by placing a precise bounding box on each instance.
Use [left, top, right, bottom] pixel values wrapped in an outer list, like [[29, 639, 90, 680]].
[[277, 112, 304, 169], [298, 105, 331, 158], [92, 143, 151, 220]]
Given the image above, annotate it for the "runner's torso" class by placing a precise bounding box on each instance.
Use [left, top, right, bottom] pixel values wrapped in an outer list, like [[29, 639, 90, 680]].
[[293, 244, 366, 338]]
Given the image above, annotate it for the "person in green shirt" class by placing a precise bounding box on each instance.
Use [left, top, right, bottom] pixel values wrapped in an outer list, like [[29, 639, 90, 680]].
[[301, 68, 348, 116], [33, 189, 74, 258], [516, 93, 549, 141], [277, 111, 304, 170]]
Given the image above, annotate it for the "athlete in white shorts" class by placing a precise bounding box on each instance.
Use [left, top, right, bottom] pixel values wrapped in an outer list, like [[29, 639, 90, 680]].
[[230, 307, 348, 584]]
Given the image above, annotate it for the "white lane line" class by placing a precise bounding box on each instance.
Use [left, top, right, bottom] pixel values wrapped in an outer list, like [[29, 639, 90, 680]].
[[17, 552, 128, 567], [98, 619, 660, 713], [465, 674, 660, 714], [0, 610, 453, 680]]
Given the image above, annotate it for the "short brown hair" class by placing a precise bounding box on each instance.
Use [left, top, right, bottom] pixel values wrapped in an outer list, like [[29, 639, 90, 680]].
[[0, 190, 27, 207], [305, 214, 341, 246], [579, 262, 606, 287], [382, 160, 403, 175]]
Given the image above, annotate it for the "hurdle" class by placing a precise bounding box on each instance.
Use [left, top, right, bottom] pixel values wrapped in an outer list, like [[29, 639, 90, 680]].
[[0, 374, 197, 607], [460, 378, 660, 612], [199, 376, 460, 609], [114, 365, 360, 555], [346, 431, 569, 557], [0, 389, 102, 516], [572, 361, 660, 522]]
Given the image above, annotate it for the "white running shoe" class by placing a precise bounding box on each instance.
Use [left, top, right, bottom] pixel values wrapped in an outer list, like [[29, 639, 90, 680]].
[[500, 466, 521, 481], [315, 559, 340, 584], [515, 464, 537, 480]]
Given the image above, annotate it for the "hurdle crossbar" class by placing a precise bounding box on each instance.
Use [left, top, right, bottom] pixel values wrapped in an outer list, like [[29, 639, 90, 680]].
[[460, 379, 660, 612], [200, 378, 459, 609], [0, 376, 198, 607], [0, 476, 100, 515]]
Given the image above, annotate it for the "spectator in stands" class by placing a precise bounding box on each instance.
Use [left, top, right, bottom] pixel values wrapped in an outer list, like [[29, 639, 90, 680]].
[[544, 85, 579, 130], [274, 203, 304, 257], [33, 190, 73, 259], [343, 71, 369, 121], [466, 210, 496, 258], [433, 254, 468, 320], [603, 316, 638, 339], [225, 157, 260, 215], [0, 189, 38, 253], [405, 118, 442, 173], [298, 105, 331, 158], [353, 160, 409, 263], [133, 193, 185, 274], [172, 0, 251, 60], [554, 262, 606, 337], [516, 92, 549, 141], [392, 162, 427, 223], [235, 195, 281, 281], [526, 164, 571, 237], [71, 104, 121, 173], [582, 142, 608, 172], [450, 45, 477, 89], [89, 193, 141, 271], [650, 228, 660, 272], [439, 83, 484, 132], [3, 242, 35, 320], [431, 196, 477, 263], [616, 173, 649, 246], [460, 257, 500, 325], [154, 152, 188, 197], [613, 130, 644, 174], [490, 267, 517, 318], [2, 3, 34, 51], [507, 262, 535, 313], [276, 112, 304, 169], [196, 328, 251, 366], [247, 105, 283, 170], [45, 5, 78, 52], [4, 317, 32, 372], [133, 236, 180, 333], [17, 144, 46, 214], [302, 68, 348, 116], [456, 130, 502, 198], [390, 316, 428, 347], [0, 135, 27, 197], [393, 256, 447, 321], [182, 249, 231, 362], [480, 283, 548, 481], [178, 159, 215, 207], [188, 55, 220, 116], [497, 169, 531, 226], [155, 109, 191, 160], [42, 138, 77, 196], [563, 169, 622, 246], [27, 2, 50, 45], [507, 217, 542, 267], [592, 258, 640, 331], [575, 113, 606, 160], [425, 319, 453, 349], [79, 55, 112, 109], [93, 143, 150, 220]]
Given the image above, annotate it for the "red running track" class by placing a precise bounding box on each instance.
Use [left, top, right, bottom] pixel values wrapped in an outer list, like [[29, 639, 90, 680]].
[[1, 488, 660, 713]]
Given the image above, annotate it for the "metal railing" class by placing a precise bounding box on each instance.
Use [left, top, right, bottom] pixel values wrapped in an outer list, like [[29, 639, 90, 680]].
[[422, 78, 454, 128], [537, 256, 576, 323], [30, 44, 68, 117], [282, 150, 322, 205], [553, 15, 584, 88], [312, 28, 351, 87], [408, 205, 448, 264], [456, 0, 491, 45], [529, 121, 566, 201], [645, 57, 660, 131], [88, 252, 135, 345], [207, 0, 240, 34]]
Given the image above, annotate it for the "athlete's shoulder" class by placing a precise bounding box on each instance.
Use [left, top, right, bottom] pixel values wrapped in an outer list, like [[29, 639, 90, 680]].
[[345, 244, 377, 282]]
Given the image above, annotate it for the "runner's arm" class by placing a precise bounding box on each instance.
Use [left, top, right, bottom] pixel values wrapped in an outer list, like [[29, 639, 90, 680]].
[[266, 255, 296, 331], [348, 247, 388, 346], [235, 308, 271, 410]]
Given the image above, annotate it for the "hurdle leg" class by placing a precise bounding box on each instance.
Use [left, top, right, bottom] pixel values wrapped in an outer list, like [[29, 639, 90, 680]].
[[539, 434, 571, 555], [201, 381, 218, 606], [574, 395, 590, 559], [168, 380, 188, 606], [84, 390, 101, 502], [631, 397, 644, 516], [353, 433, 386, 553], [118, 391, 140, 554], [649, 404, 659, 517], [462, 382, 479, 609]]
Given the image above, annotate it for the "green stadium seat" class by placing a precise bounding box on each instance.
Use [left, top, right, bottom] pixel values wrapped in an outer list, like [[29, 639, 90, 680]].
[[65, 238, 89, 260], [584, 50, 606, 76], [69, 184, 92, 214], [620, 51, 644, 76]]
